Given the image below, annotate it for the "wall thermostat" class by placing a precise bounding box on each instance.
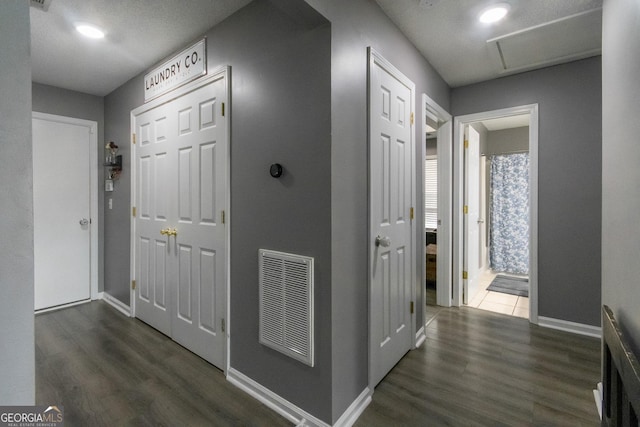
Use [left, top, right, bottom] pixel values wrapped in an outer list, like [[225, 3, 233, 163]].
[[270, 163, 283, 178]]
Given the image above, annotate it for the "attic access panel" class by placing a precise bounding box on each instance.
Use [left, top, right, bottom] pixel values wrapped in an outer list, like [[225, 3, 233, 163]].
[[487, 8, 602, 74]]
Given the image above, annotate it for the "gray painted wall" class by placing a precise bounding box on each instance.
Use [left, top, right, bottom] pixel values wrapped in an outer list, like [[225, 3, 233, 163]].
[[32, 83, 105, 293], [452, 57, 602, 326], [485, 126, 529, 156], [470, 122, 488, 154], [305, 0, 451, 420], [426, 138, 437, 156], [602, 0, 640, 353], [104, 0, 449, 421], [0, 0, 35, 404], [104, 0, 334, 421]]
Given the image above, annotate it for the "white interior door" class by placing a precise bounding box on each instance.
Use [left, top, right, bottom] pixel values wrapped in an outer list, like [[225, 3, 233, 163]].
[[169, 77, 227, 366], [369, 50, 414, 387], [133, 101, 173, 336], [33, 115, 92, 311], [133, 72, 228, 369], [464, 125, 481, 304]]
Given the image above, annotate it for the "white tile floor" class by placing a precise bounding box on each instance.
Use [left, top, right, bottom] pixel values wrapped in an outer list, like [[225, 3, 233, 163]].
[[467, 270, 529, 319]]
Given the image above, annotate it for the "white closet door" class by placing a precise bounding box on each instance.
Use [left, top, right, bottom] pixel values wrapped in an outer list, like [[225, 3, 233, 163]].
[[133, 72, 228, 369]]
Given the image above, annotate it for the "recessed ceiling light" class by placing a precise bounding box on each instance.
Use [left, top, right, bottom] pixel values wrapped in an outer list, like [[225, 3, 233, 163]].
[[75, 23, 105, 39], [479, 3, 510, 24]]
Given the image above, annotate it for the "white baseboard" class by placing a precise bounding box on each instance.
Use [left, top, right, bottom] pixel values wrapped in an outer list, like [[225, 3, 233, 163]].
[[332, 387, 371, 427], [593, 382, 603, 420], [538, 316, 601, 338], [415, 326, 426, 348], [227, 368, 325, 426], [227, 368, 371, 427], [35, 298, 91, 314], [101, 292, 131, 317]]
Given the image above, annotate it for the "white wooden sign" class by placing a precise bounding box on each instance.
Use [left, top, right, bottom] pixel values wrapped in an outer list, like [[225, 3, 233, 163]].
[[144, 39, 207, 102]]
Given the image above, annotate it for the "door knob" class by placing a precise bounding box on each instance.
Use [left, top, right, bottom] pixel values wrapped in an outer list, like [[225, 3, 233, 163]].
[[79, 218, 89, 226], [477, 218, 485, 224], [375, 235, 391, 247], [160, 227, 178, 237]]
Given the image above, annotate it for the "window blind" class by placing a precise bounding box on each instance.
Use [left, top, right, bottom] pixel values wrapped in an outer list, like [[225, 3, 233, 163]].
[[425, 156, 438, 229]]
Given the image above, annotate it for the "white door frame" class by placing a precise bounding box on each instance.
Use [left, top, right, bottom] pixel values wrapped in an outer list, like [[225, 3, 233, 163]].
[[32, 112, 100, 306], [367, 47, 416, 387], [129, 67, 231, 370], [420, 94, 453, 314], [452, 104, 539, 323]]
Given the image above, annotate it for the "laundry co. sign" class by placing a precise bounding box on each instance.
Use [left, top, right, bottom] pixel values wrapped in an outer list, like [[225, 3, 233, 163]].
[[144, 38, 207, 102]]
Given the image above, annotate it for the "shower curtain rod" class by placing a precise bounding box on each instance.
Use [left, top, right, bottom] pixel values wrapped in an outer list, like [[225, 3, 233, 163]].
[[484, 150, 530, 156]]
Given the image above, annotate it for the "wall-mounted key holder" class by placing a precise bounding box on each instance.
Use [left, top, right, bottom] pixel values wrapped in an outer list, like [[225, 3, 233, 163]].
[[105, 141, 122, 191]]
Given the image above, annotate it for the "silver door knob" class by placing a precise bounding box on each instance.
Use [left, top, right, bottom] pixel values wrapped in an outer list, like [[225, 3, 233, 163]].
[[375, 235, 391, 247], [79, 218, 89, 226]]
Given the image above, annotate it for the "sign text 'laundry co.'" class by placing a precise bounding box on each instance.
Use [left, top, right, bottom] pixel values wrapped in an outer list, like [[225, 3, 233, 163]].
[[144, 38, 207, 102]]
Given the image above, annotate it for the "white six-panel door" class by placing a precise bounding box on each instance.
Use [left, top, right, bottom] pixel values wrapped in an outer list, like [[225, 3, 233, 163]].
[[369, 50, 414, 387], [132, 71, 228, 369]]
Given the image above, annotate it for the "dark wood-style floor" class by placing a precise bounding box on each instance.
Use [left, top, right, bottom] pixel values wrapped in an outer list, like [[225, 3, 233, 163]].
[[36, 301, 601, 426], [35, 302, 290, 426], [356, 307, 601, 426]]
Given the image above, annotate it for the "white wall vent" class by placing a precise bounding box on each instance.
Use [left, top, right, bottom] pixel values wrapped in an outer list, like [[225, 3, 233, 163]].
[[259, 249, 314, 367], [30, 0, 52, 12]]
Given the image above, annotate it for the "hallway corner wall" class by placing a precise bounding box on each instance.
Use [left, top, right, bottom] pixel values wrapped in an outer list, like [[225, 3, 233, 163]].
[[602, 0, 640, 354], [306, 0, 451, 421], [0, 0, 35, 404]]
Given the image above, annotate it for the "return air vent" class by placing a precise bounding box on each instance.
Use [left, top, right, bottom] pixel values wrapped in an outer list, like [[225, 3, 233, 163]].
[[259, 249, 314, 367], [30, 0, 52, 11]]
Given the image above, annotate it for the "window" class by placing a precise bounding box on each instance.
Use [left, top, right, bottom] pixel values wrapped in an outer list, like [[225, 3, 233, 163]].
[[425, 155, 438, 229]]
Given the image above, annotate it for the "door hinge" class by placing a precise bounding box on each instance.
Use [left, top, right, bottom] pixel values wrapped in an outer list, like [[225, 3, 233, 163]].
[[132, 133, 136, 145], [462, 271, 468, 280], [463, 205, 468, 214], [131, 280, 136, 290], [410, 207, 414, 220], [222, 102, 225, 117], [410, 301, 415, 314], [221, 210, 225, 224], [132, 206, 137, 217], [410, 112, 414, 125], [221, 318, 226, 333], [464, 139, 469, 149]]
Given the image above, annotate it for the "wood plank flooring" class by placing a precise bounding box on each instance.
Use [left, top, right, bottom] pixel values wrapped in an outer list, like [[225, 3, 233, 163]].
[[356, 307, 601, 426], [35, 301, 290, 426], [36, 302, 601, 426]]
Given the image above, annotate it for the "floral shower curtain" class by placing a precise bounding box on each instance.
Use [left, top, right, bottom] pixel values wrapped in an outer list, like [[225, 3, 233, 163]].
[[490, 153, 529, 275]]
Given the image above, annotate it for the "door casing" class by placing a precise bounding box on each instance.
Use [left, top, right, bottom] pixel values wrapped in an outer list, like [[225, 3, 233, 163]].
[[452, 104, 539, 323], [418, 94, 452, 337]]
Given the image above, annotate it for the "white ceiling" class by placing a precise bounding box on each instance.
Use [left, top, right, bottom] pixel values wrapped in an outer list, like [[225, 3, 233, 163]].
[[30, 0, 252, 96], [30, 0, 603, 96], [479, 114, 529, 131], [374, 0, 602, 87]]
